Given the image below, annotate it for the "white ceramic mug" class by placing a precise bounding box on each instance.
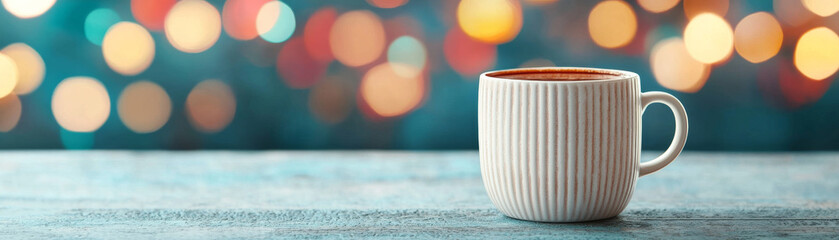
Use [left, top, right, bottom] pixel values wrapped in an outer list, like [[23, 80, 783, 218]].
[[478, 67, 688, 222]]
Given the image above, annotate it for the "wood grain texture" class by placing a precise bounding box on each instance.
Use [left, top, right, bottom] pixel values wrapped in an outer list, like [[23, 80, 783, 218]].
[[0, 151, 837, 239]]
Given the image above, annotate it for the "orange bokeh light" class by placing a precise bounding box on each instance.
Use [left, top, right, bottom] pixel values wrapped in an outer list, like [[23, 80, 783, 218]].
[[683, 0, 728, 19], [650, 37, 710, 93], [222, 0, 271, 40], [361, 63, 424, 118], [186, 80, 236, 133], [734, 12, 783, 63], [131, 0, 176, 31], [303, 7, 336, 63], [1, 43, 44, 95], [588, 0, 638, 49], [0, 94, 21, 132], [118, 81, 171, 133], [329, 10, 386, 67], [638, 0, 680, 13], [366, 0, 409, 8], [443, 27, 496, 77], [277, 37, 328, 89]]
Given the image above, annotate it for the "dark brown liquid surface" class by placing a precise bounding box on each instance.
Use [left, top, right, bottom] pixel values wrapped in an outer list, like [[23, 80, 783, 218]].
[[487, 69, 626, 81]]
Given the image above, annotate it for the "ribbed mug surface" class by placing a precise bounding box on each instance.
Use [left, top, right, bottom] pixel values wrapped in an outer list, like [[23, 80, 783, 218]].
[[478, 67, 678, 222]]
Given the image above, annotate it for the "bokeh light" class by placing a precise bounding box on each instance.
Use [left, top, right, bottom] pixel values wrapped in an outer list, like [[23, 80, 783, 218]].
[[650, 37, 710, 93], [588, 0, 638, 49], [84, 8, 121, 46], [519, 58, 555, 68], [309, 76, 352, 124], [361, 63, 424, 118], [303, 7, 336, 63], [0, 53, 18, 99], [186, 80, 236, 133], [802, 0, 839, 17], [277, 37, 327, 89], [118, 81, 171, 133], [794, 27, 839, 80], [387, 36, 426, 78], [102, 22, 155, 76], [774, 0, 816, 27], [523, 0, 559, 6], [684, 13, 733, 64], [778, 59, 833, 108], [256, 0, 295, 43], [366, 0, 409, 8], [444, 27, 496, 76], [456, 0, 522, 44], [51, 77, 110, 132], [638, 0, 679, 13], [1, 43, 44, 95], [1, 0, 55, 19], [165, 0, 221, 53], [734, 12, 782, 64], [222, 0, 271, 40], [131, 0, 176, 31], [683, 0, 728, 20], [0, 94, 21, 132], [330, 10, 385, 67]]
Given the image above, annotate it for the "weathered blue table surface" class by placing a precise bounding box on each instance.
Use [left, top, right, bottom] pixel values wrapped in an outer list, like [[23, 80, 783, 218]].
[[0, 151, 837, 239]]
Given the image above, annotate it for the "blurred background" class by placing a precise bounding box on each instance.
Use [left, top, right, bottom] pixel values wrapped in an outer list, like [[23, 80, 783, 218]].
[[0, 0, 837, 150]]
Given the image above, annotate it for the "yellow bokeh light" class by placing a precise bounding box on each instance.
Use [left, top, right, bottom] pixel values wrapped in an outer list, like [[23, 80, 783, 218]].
[[118, 81, 171, 133], [165, 0, 221, 53], [457, 0, 522, 44], [361, 63, 424, 117], [588, 0, 637, 49], [1, 0, 55, 18], [684, 13, 733, 64], [186, 80, 236, 133], [329, 10, 385, 67], [794, 27, 839, 80], [802, 0, 839, 17], [638, 0, 679, 13], [102, 22, 155, 76], [0, 53, 18, 99], [683, 0, 728, 19], [651, 37, 710, 93], [734, 12, 782, 63], [0, 94, 21, 132], [51, 77, 111, 132], [1, 43, 44, 95]]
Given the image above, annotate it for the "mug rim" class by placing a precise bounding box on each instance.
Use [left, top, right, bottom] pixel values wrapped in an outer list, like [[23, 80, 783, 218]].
[[480, 67, 639, 84]]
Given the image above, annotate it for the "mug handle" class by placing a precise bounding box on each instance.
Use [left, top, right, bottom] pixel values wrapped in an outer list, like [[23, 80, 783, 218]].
[[639, 91, 688, 177]]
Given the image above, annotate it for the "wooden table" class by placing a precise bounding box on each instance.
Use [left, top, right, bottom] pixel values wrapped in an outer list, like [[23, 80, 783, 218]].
[[0, 151, 837, 239]]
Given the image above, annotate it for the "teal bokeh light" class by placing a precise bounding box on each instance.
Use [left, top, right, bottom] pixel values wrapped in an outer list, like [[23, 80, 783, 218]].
[[258, 1, 295, 43], [84, 8, 120, 46], [387, 36, 427, 75]]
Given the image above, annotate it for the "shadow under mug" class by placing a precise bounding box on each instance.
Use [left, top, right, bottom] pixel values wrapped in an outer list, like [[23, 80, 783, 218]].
[[478, 67, 688, 222]]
